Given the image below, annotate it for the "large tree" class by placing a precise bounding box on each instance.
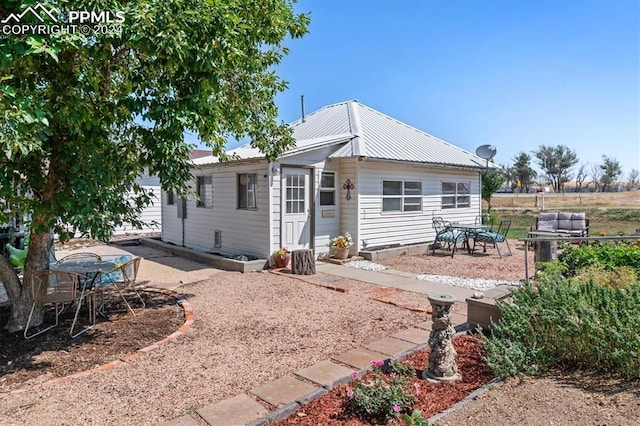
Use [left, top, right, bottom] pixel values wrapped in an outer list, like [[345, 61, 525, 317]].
[[511, 152, 537, 193], [599, 155, 622, 192], [0, 0, 309, 331], [533, 145, 579, 193]]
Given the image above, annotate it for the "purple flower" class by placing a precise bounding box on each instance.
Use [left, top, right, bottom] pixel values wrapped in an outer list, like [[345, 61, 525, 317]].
[[393, 404, 401, 412], [346, 389, 354, 397], [351, 371, 358, 377], [413, 383, 421, 396]]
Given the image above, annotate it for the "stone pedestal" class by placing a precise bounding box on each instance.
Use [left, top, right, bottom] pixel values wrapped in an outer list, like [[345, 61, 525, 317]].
[[534, 239, 557, 263], [422, 294, 461, 382]]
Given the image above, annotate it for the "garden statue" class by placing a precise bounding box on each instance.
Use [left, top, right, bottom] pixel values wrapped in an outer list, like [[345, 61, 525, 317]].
[[423, 293, 461, 382]]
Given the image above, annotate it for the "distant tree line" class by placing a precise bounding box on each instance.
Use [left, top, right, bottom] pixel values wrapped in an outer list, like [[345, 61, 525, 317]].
[[498, 145, 639, 193]]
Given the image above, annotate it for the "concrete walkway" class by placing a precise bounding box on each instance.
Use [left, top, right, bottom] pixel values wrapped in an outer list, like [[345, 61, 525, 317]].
[[315, 262, 478, 301], [55, 241, 225, 291]]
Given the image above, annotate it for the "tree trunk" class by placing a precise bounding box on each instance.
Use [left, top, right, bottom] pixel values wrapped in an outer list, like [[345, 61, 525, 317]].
[[1, 231, 51, 332], [291, 249, 315, 275], [0, 255, 33, 332]]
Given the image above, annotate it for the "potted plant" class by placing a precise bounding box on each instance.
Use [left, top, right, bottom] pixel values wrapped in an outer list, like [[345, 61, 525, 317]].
[[329, 232, 353, 259], [272, 247, 290, 268]]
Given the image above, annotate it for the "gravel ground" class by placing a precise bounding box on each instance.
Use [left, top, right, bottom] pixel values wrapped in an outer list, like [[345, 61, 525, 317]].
[[377, 239, 533, 284], [435, 373, 640, 426], [3, 239, 639, 425], [0, 270, 425, 425]]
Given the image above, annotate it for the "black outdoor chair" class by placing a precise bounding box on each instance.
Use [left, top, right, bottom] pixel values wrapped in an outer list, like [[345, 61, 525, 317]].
[[472, 219, 512, 258]]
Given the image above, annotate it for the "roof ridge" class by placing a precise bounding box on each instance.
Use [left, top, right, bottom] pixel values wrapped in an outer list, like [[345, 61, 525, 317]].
[[288, 99, 359, 127], [347, 101, 364, 156]]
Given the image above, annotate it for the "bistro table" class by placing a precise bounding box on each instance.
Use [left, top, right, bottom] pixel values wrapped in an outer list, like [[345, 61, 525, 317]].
[[51, 260, 117, 318], [52, 260, 117, 285], [449, 223, 490, 254]]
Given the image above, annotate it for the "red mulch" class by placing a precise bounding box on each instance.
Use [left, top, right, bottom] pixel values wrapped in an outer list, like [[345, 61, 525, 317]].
[[272, 334, 494, 425]]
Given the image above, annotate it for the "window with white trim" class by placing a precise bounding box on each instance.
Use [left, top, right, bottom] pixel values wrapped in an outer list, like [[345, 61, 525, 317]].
[[441, 181, 470, 209], [196, 176, 213, 208], [166, 191, 175, 206], [382, 180, 422, 212], [238, 173, 257, 209], [319, 172, 336, 206]]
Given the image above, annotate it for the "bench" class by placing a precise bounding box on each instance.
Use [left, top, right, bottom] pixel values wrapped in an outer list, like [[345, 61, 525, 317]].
[[534, 212, 589, 237]]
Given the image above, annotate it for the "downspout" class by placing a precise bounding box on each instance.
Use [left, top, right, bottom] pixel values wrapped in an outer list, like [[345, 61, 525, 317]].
[[181, 197, 186, 247], [356, 157, 362, 254], [478, 173, 483, 220], [267, 162, 275, 257], [160, 190, 165, 242]]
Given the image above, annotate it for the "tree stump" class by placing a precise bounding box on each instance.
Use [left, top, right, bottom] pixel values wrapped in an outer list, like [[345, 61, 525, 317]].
[[291, 249, 315, 275]]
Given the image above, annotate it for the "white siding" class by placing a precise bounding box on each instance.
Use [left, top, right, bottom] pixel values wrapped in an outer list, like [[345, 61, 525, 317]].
[[113, 185, 161, 235], [357, 161, 480, 250], [339, 158, 359, 255], [161, 191, 182, 245], [162, 160, 270, 258], [313, 163, 339, 257]]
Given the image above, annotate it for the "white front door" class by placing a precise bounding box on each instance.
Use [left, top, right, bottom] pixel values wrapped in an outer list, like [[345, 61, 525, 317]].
[[282, 168, 311, 250]]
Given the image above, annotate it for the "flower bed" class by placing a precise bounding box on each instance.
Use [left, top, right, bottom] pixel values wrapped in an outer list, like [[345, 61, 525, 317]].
[[274, 334, 494, 425]]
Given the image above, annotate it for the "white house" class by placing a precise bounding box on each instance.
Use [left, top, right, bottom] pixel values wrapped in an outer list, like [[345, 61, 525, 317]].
[[160, 100, 496, 260], [113, 151, 212, 236]]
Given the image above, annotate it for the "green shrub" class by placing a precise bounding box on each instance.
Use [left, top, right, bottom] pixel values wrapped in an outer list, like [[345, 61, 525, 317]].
[[559, 242, 640, 277], [570, 265, 638, 289], [346, 359, 416, 422], [485, 280, 640, 379], [534, 261, 568, 282], [402, 409, 431, 425]]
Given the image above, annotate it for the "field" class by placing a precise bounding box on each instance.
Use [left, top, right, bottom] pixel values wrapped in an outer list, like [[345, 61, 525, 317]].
[[485, 192, 640, 238]]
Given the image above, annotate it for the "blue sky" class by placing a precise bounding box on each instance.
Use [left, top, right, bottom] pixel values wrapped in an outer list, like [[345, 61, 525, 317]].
[[213, 0, 640, 177]]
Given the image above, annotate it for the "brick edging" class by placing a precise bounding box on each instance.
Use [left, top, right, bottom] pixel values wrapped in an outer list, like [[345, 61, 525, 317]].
[[1, 287, 194, 396]]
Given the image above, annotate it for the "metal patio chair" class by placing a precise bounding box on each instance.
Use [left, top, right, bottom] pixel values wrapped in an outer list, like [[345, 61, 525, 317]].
[[472, 219, 513, 258], [431, 217, 466, 258], [24, 270, 96, 339], [98, 257, 144, 315], [55, 252, 102, 265]]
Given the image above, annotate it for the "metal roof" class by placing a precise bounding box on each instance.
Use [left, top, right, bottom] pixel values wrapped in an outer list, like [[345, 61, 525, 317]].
[[193, 100, 495, 170]]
